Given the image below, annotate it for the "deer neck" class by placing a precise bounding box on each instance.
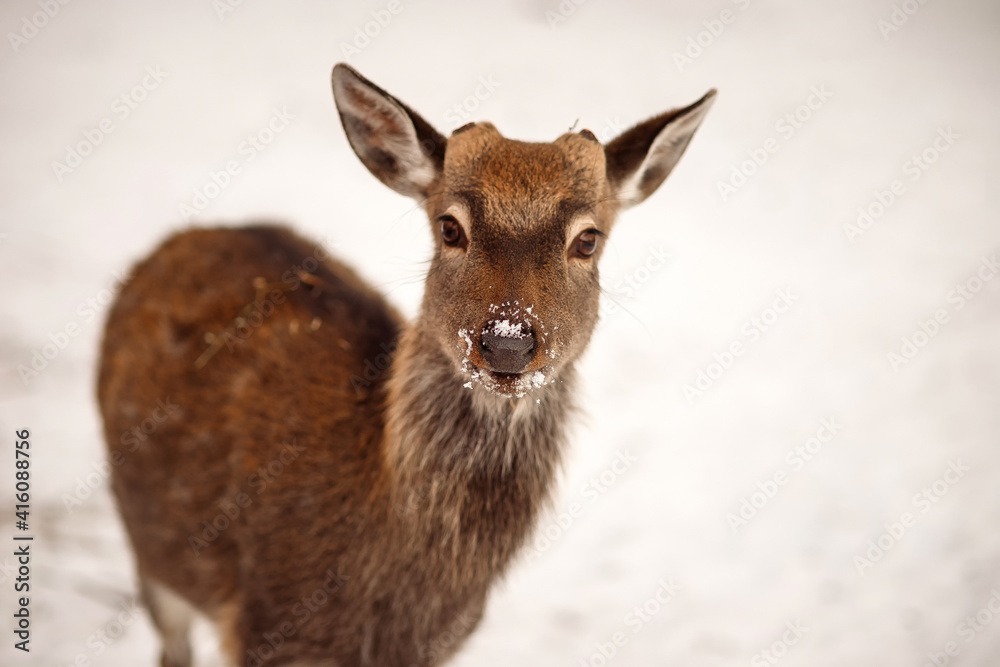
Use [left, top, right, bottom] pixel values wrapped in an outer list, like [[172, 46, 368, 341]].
[[382, 320, 574, 569]]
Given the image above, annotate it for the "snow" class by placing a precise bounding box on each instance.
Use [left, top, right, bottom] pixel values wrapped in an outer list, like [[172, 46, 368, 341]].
[[489, 319, 525, 339], [2, 0, 999, 665], [459, 328, 474, 356], [530, 371, 545, 388]]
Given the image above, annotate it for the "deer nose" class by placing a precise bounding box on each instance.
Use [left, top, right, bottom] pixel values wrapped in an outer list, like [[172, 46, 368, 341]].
[[479, 319, 536, 374]]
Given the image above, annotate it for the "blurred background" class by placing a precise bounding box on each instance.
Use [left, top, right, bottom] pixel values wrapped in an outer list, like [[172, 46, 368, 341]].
[[1, 0, 998, 665]]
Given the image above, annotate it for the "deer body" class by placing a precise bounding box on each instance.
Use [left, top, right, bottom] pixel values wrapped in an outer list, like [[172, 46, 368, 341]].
[[98, 65, 714, 666]]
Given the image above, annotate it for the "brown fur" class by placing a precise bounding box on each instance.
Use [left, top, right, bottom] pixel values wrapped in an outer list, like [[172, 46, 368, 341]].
[[98, 64, 714, 666]]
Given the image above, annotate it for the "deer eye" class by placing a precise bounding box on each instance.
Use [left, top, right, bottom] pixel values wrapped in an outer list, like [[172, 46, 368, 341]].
[[572, 229, 599, 258], [439, 215, 465, 249]]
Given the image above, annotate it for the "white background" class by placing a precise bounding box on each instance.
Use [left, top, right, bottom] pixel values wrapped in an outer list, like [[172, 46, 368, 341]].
[[1, 0, 998, 665]]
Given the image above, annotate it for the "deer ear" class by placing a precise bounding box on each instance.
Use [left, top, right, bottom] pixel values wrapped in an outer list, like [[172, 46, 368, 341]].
[[605, 89, 716, 208], [332, 63, 446, 199]]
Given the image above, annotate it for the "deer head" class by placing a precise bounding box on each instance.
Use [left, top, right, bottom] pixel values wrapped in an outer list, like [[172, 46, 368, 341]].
[[332, 63, 715, 399]]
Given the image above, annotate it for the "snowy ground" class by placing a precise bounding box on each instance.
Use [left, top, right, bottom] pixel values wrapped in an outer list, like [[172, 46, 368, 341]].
[[1, 0, 999, 665]]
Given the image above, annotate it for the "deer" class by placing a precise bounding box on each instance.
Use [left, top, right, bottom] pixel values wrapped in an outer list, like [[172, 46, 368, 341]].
[[97, 63, 715, 666]]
